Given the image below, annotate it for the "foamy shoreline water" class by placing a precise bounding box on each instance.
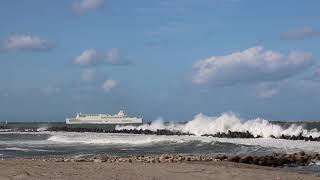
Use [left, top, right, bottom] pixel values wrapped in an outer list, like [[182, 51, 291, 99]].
[[1, 131, 320, 155]]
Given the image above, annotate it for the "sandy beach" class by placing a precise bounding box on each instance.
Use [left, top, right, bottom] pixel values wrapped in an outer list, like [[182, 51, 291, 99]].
[[0, 160, 318, 180]]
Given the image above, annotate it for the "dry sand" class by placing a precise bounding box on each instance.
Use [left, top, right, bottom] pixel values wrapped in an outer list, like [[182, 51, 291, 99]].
[[0, 160, 319, 180]]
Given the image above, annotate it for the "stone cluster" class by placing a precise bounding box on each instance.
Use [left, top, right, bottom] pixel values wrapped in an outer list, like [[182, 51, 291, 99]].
[[272, 133, 320, 141], [43, 154, 218, 163], [0, 128, 38, 132], [47, 127, 193, 136], [41, 151, 320, 167], [227, 151, 319, 167], [202, 130, 261, 138]]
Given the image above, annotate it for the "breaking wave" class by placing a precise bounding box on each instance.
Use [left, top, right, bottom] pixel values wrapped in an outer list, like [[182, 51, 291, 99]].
[[0, 147, 50, 152], [47, 133, 202, 145], [45, 132, 320, 153], [116, 112, 320, 138]]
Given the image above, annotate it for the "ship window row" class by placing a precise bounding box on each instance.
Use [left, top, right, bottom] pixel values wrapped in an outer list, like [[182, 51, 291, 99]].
[[78, 115, 127, 118]]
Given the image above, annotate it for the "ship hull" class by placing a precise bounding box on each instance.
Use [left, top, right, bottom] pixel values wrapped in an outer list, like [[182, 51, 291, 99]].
[[66, 123, 142, 130]]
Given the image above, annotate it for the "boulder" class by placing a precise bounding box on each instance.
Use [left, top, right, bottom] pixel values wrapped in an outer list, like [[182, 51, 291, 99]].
[[239, 156, 253, 164], [228, 156, 240, 162]]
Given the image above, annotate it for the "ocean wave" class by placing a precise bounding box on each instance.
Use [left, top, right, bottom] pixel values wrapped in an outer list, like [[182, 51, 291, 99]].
[[44, 131, 320, 153], [47, 133, 203, 145], [37, 127, 48, 131], [116, 112, 320, 138], [0, 147, 51, 152]]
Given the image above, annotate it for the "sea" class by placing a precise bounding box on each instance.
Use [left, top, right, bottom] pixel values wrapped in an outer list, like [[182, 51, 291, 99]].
[[1, 112, 320, 175]]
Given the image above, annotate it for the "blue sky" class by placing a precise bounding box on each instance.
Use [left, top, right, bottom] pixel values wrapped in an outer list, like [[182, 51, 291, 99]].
[[0, 0, 320, 121]]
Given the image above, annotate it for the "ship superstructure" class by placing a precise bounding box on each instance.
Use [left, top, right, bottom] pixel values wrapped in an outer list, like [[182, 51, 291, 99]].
[[66, 110, 143, 125]]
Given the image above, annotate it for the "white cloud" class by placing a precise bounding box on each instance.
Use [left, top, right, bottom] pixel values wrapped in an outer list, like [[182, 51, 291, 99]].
[[258, 88, 278, 99], [102, 79, 117, 93], [74, 48, 131, 66], [1, 35, 54, 52], [74, 49, 98, 65], [106, 48, 130, 65], [81, 69, 95, 81], [192, 46, 313, 85], [281, 26, 320, 41], [72, 0, 104, 14]]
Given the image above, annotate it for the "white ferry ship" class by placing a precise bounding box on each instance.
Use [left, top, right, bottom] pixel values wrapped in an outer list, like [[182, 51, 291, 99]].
[[66, 110, 143, 125]]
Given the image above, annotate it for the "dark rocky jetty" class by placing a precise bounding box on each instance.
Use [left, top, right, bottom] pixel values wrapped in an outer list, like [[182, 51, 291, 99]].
[[47, 127, 194, 136], [202, 130, 261, 138], [46, 127, 260, 138], [273, 133, 320, 141], [40, 151, 319, 168], [0, 128, 39, 132], [46, 127, 259, 138]]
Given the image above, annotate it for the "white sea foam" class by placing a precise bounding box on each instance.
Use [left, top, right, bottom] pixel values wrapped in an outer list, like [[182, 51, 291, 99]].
[[47, 132, 202, 145], [0, 147, 50, 152], [45, 132, 320, 153], [2, 131, 320, 153], [37, 127, 48, 131], [116, 112, 320, 138], [3, 147, 31, 151]]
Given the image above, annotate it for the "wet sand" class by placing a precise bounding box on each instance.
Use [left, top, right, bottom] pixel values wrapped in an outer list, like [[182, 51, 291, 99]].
[[0, 160, 319, 180]]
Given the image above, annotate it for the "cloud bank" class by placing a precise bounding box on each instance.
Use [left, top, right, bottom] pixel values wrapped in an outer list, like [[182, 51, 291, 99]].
[[0, 35, 54, 52], [192, 46, 313, 85]]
